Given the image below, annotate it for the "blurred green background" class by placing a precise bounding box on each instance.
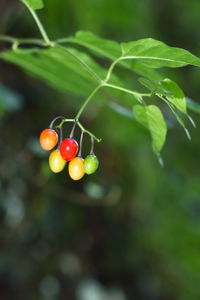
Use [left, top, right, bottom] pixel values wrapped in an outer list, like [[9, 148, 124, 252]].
[[1, 0, 200, 299]]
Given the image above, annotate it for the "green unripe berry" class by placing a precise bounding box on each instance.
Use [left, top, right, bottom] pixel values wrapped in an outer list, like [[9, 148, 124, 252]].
[[84, 155, 99, 175]]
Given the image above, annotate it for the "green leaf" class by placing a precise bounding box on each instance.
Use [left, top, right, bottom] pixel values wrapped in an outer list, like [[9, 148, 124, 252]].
[[130, 62, 162, 81], [156, 94, 191, 140], [133, 105, 167, 152], [160, 79, 186, 114], [147, 105, 167, 152], [133, 105, 149, 128], [21, 0, 44, 10], [141, 78, 193, 136], [0, 46, 105, 96], [71, 31, 121, 60], [121, 38, 200, 68], [0, 46, 135, 105], [139, 77, 187, 114], [139, 78, 173, 97], [67, 31, 162, 81]]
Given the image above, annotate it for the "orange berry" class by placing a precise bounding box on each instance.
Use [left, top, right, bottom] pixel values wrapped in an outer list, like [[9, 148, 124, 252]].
[[40, 129, 58, 151]]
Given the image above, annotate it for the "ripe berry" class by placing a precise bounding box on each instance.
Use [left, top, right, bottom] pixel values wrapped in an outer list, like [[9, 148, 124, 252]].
[[68, 157, 85, 181], [40, 129, 58, 151], [49, 150, 66, 173], [84, 155, 99, 175], [60, 138, 78, 161]]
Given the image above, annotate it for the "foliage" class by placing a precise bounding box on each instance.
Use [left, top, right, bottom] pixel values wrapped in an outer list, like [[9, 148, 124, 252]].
[[1, 1, 200, 300], [1, 0, 200, 159]]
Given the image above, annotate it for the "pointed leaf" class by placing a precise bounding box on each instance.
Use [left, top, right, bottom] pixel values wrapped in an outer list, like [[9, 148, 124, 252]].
[[0, 46, 106, 96], [139, 77, 187, 114], [72, 31, 121, 60], [139, 78, 173, 96], [160, 79, 186, 114], [121, 38, 200, 68], [68, 31, 162, 81], [0, 46, 134, 105]]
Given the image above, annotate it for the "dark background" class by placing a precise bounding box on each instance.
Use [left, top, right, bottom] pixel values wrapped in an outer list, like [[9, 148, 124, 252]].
[[1, 0, 200, 299]]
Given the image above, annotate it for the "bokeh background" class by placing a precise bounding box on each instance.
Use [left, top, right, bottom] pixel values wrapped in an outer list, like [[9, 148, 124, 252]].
[[1, 0, 200, 299]]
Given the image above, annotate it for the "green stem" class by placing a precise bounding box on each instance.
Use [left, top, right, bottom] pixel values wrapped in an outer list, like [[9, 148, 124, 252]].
[[0, 35, 16, 43], [77, 122, 101, 142], [0, 35, 46, 46], [104, 83, 151, 99], [75, 84, 102, 120], [23, 3, 52, 45], [55, 118, 74, 128], [55, 118, 101, 142], [105, 57, 122, 82], [2, 5, 154, 121]]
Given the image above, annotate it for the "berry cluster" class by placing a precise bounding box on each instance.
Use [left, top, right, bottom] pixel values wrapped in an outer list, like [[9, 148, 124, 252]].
[[39, 116, 99, 181]]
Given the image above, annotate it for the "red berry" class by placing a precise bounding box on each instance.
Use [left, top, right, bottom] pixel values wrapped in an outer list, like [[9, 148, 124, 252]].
[[60, 138, 78, 161], [40, 129, 58, 151]]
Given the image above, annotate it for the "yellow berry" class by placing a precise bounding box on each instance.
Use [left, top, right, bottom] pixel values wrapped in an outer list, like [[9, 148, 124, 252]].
[[49, 149, 66, 173], [68, 157, 85, 180]]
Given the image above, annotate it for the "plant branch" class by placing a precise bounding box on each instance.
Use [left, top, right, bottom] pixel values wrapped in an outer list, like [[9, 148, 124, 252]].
[[0, 35, 46, 46], [105, 57, 122, 82], [23, 3, 52, 46], [75, 84, 102, 120], [104, 83, 151, 101], [55, 118, 101, 142], [0, 6, 155, 122]]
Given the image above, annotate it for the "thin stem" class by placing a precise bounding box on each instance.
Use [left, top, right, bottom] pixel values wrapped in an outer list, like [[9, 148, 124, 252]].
[[0, 35, 102, 84], [77, 122, 101, 142], [69, 119, 78, 138], [104, 83, 151, 100], [90, 136, 95, 155], [121, 55, 184, 65], [105, 57, 122, 82], [0, 35, 46, 46], [55, 38, 74, 44], [49, 116, 66, 128], [78, 131, 84, 157], [54, 119, 101, 143], [0, 35, 16, 43], [23, 3, 52, 45], [105, 55, 186, 85], [57, 126, 63, 148], [2, 4, 156, 124], [75, 84, 102, 120], [55, 118, 75, 128]]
